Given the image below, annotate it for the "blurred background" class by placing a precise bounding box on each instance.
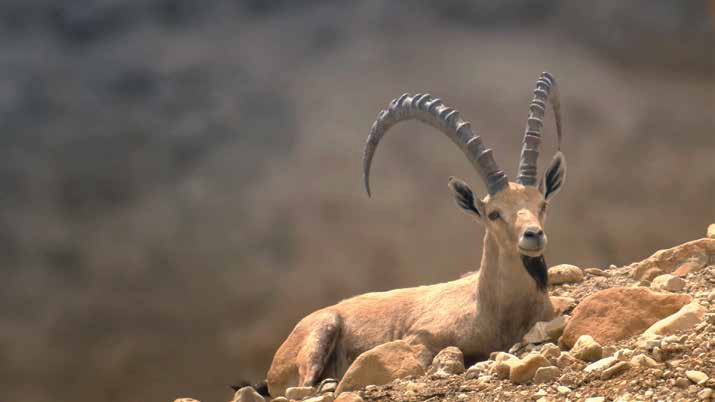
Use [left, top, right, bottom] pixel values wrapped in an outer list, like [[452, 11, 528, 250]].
[[0, 1, 713, 401]]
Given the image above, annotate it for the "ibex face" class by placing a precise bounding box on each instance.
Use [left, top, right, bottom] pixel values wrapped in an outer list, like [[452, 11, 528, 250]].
[[447, 152, 565, 259]]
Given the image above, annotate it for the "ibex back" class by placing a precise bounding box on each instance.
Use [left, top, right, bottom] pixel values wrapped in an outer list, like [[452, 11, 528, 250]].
[[263, 72, 568, 397]]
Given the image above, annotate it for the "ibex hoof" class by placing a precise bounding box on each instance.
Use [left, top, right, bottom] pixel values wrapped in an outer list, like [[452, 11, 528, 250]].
[[317, 378, 338, 393]]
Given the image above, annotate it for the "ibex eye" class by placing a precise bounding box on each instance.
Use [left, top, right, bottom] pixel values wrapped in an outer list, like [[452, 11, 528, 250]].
[[488, 211, 501, 221]]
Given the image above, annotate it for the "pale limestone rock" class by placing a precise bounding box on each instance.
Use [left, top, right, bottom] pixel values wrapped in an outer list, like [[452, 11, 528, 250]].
[[600, 361, 630, 379], [585, 398, 606, 402], [642, 302, 706, 338], [492, 352, 520, 379], [333, 393, 363, 402], [630, 354, 661, 368], [686, 370, 709, 385], [271, 398, 289, 402], [601, 345, 617, 357], [570, 335, 602, 362], [614, 348, 634, 361], [523, 316, 568, 344], [476, 374, 492, 384], [638, 336, 662, 350], [509, 353, 550, 384], [317, 379, 337, 394], [539, 343, 561, 362], [465, 360, 493, 379], [557, 385, 571, 394], [555, 351, 579, 369], [707, 224, 715, 239], [234, 387, 265, 402], [651, 274, 686, 292], [285, 387, 315, 400], [548, 264, 584, 285], [534, 389, 548, 397], [335, 340, 424, 394], [493, 357, 520, 380], [584, 268, 609, 277], [584, 356, 617, 374], [532, 366, 561, 384], [493, 352, 518, 363], [303, 395, 334, 402], [614, 393, 635, 402], [698, 388, 713, 400], [640, 267, 665, 281], [428, 346, 465, 376]]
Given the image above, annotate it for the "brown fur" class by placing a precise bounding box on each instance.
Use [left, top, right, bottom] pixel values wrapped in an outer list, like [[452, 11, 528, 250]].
[[265, 182, 563, 397]]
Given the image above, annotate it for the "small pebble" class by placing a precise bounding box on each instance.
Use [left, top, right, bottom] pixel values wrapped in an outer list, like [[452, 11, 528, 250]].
[[557, 385, 571, 394], [686, 370, 709, 385]]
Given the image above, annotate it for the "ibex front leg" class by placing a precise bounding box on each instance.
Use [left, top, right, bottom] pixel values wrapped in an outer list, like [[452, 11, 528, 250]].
[[296, 311, 341, 386], [267, 310, 342, 396]]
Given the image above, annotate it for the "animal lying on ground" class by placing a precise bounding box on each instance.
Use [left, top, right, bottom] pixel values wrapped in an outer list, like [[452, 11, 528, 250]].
[[260, 72, 568, 397]]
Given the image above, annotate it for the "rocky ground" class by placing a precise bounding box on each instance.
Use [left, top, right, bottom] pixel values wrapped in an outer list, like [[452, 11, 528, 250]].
[[211, 225, 715, 402]]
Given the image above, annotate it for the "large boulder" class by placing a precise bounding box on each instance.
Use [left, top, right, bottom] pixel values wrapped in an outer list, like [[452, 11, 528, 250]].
[[335, 340, 424, 394], [630, 238, 714, 280], [707, 223, 715, 239], [560, 287, 691, 348]]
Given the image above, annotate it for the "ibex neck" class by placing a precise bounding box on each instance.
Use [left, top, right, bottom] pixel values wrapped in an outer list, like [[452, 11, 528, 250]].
[[475, 231, 548, 344], [477, 231, 538, 296]]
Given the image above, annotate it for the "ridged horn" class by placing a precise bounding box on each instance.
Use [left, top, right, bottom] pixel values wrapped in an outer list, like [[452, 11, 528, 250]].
[[363, 93, 508, 197], [515, 72, 562, 186]]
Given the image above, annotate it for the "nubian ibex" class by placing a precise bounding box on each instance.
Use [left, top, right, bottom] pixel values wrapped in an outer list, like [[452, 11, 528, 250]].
[[263, 72, 567, 397]]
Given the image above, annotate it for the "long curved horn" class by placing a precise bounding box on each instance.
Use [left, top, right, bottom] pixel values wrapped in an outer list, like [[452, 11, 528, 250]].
[[515, 72, 562, 186], [363, 93, 508, 197]]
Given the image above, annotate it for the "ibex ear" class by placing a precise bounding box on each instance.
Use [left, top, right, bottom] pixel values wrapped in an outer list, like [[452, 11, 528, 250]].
[[448, 177, 485, 218], [539, 152, 566, 201]]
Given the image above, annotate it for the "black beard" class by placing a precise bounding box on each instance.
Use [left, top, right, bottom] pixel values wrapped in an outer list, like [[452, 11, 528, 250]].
[[520, 254, 548, 291]]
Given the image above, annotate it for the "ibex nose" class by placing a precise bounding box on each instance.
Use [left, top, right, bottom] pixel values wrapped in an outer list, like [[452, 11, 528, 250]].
[[523, 227, 544, 239]]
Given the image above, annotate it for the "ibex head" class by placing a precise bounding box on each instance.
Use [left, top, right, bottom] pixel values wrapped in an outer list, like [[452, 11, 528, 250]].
[[363, 72, 566, 260]]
